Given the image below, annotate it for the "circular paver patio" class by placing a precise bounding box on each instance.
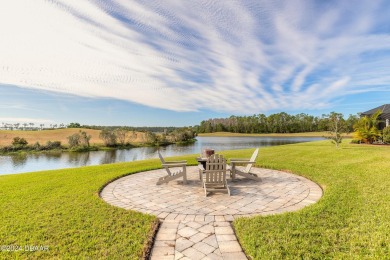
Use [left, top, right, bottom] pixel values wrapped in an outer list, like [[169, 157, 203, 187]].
[[101, 166, 322, 259], [101, 166, 322, 219]]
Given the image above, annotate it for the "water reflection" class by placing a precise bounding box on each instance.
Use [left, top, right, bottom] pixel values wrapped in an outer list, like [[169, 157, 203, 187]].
[[68, 152, 91, 166], [11, 153, 27, 167], [100, 150, 117, 165], [0, 136, 323, 175]]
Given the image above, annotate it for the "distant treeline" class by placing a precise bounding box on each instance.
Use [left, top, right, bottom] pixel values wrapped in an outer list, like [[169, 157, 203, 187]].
[[68, 123, 181, 133], [195, 113, 359, 134]]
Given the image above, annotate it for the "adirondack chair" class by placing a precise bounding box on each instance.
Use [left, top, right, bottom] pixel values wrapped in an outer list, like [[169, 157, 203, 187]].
[[199, 154, 230, 197], [229, 148, 260, 181], [156, 151, 187, 185]]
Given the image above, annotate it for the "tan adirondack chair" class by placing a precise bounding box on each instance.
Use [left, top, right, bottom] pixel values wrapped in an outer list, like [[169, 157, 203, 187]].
[[230, 148, 260, 181], [199, 154, 230, 197], [156, 151, 187, 185]]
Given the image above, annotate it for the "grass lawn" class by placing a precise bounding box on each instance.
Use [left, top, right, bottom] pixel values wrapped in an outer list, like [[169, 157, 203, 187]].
[[0, 160, 166, 259], [234, 141, 390, 259], [0, 141, 389, 258], [198, 131, 353, 138]]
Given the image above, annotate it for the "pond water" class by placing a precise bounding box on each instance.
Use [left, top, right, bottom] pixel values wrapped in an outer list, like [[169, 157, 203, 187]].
[[0, 136, 323, 175]]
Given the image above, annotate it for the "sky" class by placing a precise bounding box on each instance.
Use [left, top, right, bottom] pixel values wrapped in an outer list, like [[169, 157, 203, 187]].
[[0, 0, 389, 127]]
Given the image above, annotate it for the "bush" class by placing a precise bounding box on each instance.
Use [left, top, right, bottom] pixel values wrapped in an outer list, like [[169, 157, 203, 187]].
[[67, 131, 91, 148], [32, 142, 42, 151], [12, 137, 28, 146], [353, 110, 381, 144], [99, 129, 117, 147], [79, 131, 91, 147], [45, 141, 62, 149], [383, 126, 390, 144], [67, 133, 81, 148], [350, 139, 361, 144]]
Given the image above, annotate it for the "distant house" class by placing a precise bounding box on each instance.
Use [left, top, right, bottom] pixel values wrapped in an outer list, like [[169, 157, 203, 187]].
[[360, 104, 390, 130]]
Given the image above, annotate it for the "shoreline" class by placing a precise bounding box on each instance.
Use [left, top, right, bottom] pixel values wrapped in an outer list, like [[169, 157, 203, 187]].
[[198, 131, 353, 138], [0, 139, 196, 156]]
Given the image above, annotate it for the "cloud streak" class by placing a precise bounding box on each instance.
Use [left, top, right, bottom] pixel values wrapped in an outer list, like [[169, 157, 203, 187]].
[[0, 0, 389, 114]]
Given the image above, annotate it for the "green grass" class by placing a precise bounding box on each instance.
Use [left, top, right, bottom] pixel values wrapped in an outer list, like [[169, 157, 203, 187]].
[[0, 141, 389, 258], [0, 160, 165, 259], [233, 141, 390, 259]]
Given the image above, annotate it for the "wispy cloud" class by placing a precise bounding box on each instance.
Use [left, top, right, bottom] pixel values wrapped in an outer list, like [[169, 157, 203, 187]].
[[0, 0, 389, 114]]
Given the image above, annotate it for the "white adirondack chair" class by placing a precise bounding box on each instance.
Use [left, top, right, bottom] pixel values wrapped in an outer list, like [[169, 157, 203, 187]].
[[229, 148, 260, 181], [199, 154, 230, 197], [156, 151, 187, 185]]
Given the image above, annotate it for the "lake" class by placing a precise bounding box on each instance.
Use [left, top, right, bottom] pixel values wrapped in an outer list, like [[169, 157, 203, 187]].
[[0, 136, 323, 175]]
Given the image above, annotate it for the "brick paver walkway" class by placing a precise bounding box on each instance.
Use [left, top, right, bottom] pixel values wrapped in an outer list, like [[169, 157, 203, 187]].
[[101, 166, 322, 259]]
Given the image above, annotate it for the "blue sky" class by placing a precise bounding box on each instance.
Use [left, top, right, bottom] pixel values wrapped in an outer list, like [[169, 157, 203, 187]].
[[0, 0, 389, 127]]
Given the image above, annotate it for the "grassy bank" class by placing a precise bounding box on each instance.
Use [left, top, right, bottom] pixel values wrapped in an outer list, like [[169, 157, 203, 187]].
[[198, 131, 353, 138], [0, 141, 389, 258], [0, 160, 165, 259], [234, 140, 390, 259]]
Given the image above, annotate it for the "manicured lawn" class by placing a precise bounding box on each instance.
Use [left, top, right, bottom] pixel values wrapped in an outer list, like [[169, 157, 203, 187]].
[[0, 160, 165, 259], [0, 141, 389, 258], [234, 141, 390, 259]]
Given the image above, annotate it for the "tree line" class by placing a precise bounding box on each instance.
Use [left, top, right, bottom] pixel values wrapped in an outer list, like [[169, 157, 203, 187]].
[[195, 112, 359, 134], [68, 123, 183, 133]]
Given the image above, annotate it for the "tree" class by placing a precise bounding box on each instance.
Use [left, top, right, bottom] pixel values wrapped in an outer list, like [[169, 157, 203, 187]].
[[67, 131, 91, 148], [345, 114, 358, 132], [80, 131, 91, 147], [68, 122, 81, 128], [67, 133, 81, 148], [99, 129, 117, 146], [325, 112, 348, 148], [115, 128, 128, 145], [145, 131, 157, 144], [353, 110, 381, 144]]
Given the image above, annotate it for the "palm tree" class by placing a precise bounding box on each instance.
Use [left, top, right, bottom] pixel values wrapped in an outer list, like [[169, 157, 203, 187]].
[[353, 110, 382, 144]]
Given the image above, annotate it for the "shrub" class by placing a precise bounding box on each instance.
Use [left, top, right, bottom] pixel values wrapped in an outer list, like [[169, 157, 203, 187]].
[[79, 131, 91, 147], [99, 129, 117, 147], [67, 133, 81, 148], [32, 142, 42, 151], [67, 131, 91, 148], [115, 128, 128, 146], [383, 126, 390, 144], [45, 141, 62, 149], [12, 137, 28, 146], [353, 110, 381, 144], [350, 139, 361, 144]]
